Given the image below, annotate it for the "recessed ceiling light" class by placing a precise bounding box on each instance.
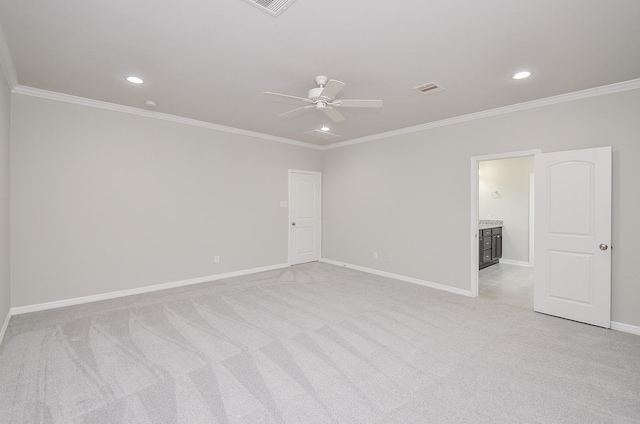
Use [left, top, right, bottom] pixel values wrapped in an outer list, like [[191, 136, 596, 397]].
[[126, 76, 144, 84], [320, 125, 330, 132], [512, 71, 531, 80]]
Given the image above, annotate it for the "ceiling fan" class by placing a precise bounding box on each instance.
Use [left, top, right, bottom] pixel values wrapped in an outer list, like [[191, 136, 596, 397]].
[[263, 76, 383, 123]]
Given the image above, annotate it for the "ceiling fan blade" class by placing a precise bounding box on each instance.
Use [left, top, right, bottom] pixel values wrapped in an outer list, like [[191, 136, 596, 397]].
[[279, 105, 315, 118], [319, 80, 345, 99], [324, 107, 345, 123], [334, 99, 383, 108], [263, 92, 312, 102]]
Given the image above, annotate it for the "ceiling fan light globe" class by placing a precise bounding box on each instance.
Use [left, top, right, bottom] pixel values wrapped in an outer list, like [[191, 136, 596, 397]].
[[308, 87, 323, 99]]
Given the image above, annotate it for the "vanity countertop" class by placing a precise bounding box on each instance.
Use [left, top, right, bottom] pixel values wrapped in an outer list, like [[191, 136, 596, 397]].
[[479, 219, 503, 230]]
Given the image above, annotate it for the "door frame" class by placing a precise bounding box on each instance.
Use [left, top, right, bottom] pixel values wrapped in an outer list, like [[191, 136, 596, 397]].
[[470, 149, 541, 297], [529, 172, 535, 266], [288, 169, 322, 265]]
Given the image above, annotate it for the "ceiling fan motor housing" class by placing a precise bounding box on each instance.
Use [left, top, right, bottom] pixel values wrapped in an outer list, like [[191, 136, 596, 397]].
[[315, 76, 328, 87]]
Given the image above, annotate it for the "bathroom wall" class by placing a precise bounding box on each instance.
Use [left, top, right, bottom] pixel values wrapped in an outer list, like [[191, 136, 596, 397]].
[[479, 156, 534, 264]]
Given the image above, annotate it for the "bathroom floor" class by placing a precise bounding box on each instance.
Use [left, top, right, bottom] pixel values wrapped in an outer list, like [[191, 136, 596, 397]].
[[479, 263, 533, 309]]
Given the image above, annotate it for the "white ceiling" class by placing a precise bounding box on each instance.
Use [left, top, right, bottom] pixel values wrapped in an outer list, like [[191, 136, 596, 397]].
[[1, 0, 639, 146]]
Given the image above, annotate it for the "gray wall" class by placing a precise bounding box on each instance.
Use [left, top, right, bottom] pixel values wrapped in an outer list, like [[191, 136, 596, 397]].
[[479, 157, 534, 263], [7, 85, 640, 330], [322, 88, 640, 327], [10, 94, 322, 307], [0, 66, 10, 326]]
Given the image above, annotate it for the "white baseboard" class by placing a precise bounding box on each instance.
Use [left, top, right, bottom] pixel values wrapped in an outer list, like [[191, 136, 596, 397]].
[[11, 263, 290, 316], [7, 260, 638, 341], [499, 259, 532, 267], [0, 309, 10, 346], [320, 258, 472, 297], [611, 321, 640, 336]]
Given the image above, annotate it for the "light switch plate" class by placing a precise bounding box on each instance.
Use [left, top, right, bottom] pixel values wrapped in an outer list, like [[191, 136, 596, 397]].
[[280, 201, 288, 208]]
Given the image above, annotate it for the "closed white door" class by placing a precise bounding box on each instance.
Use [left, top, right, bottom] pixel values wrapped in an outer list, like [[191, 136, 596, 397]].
[[534, 146, 611, 328], [289, 170, 321, 265]]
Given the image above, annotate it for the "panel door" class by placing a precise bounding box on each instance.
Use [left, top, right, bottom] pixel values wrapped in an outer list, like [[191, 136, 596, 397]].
[[289, 170, 321, 265], [534, 147, 611, 328]]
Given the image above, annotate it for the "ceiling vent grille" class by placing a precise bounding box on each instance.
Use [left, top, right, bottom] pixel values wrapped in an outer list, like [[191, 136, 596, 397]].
[[414, 82, 444, 95], [243, 0, 297, 16]]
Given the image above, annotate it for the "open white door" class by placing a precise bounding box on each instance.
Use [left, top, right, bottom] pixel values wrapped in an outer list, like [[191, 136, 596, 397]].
[[289, 170, 321, 265], [534, 146, 611, 328]]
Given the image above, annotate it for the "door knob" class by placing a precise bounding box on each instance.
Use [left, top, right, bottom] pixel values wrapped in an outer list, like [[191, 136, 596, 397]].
[[599, 243, 608, 251], [291, 222, 296, 226]]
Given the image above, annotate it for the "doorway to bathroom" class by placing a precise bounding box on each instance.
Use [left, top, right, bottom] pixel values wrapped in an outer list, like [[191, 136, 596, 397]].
[[471, 150, 538, 308], [471, 147, 612, 327]]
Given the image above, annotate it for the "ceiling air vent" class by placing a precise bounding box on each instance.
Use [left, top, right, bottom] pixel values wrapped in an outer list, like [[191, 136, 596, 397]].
[[243, 0, 297, 16], [414, 82, 444, 95]]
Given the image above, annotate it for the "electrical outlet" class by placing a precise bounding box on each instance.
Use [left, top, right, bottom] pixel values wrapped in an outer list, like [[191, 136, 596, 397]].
[[373, 252, 378, 259], [387, 254, 392, 262], [215, 255, 220, 263]]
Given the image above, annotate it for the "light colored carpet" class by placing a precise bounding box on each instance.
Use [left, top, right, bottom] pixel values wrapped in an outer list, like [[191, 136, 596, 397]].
[[1, 262, 639, 423]]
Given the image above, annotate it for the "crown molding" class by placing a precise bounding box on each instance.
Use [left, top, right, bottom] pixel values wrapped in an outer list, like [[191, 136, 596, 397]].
[[11, 77, 640, 152], [12, 85, 323, 150], [322, 78, 640, 150], [0, 24, 18, 90]]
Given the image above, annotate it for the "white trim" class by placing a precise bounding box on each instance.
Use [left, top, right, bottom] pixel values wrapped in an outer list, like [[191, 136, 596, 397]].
[[0, 25, 18, 89], [288, 169, 323, 175], [12, 86, 322, 151], [529, 172, 535, 266], [611, 321, 640, 337], [499, 259, 532, 267], [4, 262, 638, 339], [0, 310, 10, 347], [470, 157, 480, 297], [8, 78, 640, 153], [471, 150, 541, 298], [323, 78, 640, 150], [473, 149, 542, 162], [10, 263, 289, 315], [320, 258, 473, 297]]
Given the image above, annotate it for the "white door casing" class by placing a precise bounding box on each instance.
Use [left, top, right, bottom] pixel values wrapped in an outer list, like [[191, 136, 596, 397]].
[[289, 170, 321, 265], [534, 146, 612, 328]]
